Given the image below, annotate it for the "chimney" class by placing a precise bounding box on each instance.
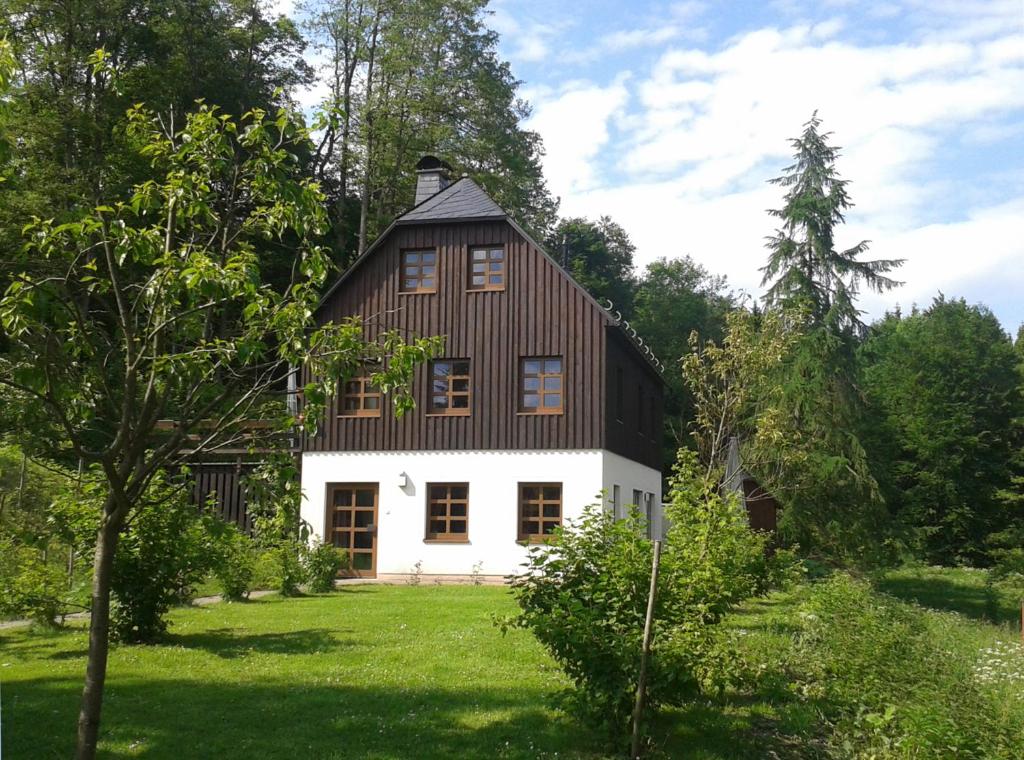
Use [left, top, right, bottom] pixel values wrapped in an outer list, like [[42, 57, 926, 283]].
[[414, 155, 452, 206]]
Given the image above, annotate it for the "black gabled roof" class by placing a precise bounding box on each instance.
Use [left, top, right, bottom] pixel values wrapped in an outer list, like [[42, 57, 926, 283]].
[[398, 177, 505, 223]]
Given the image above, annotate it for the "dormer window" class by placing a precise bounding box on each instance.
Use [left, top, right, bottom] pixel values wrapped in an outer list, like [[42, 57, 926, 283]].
[[400, 249, 437, 293], [468, 246, 505, 291]]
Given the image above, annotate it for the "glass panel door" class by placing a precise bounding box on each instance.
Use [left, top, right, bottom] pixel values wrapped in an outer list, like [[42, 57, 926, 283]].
[[326, 483, 378, 578]]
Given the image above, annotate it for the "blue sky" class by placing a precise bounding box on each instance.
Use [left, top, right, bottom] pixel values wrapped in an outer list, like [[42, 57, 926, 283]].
[[487, 0, 1024, 332]]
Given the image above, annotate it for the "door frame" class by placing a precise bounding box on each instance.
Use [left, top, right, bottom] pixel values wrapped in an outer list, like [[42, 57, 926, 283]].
[[324, 482, 379, 578]]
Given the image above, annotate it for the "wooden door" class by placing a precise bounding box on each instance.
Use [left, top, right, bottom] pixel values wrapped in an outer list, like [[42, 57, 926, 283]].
[[326, 483, 378, 578]]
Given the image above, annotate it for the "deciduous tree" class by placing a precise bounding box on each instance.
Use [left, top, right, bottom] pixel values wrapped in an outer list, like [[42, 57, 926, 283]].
[[0, 101, 439, 759]]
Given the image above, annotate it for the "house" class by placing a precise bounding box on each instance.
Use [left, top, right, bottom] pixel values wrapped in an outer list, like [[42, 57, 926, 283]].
[[722, 437, 779, 532], [298, 157, 666, 580]]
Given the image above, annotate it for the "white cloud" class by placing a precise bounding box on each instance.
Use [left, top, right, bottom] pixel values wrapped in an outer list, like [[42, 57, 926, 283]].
[[525, 76, 632, 197], [519, 10, 1024, 325]]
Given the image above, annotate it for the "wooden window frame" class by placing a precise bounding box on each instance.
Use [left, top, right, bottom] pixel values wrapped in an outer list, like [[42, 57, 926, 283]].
[[427, 359, 471, 416], [518, 356, 564, 415], [518, 482, 562, 543], [399, 248, 438, 294], [425, 483, 469, 542], [467, 245, 506, 292], [338, 375, 382, 418]]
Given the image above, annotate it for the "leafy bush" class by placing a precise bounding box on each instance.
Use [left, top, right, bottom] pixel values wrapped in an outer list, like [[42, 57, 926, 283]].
[[0, 539, 76, 626], [304, 539, 346, 592], [212, 523, 258, 601], [275, 539, 307, 596], [110, 475, 222, 642], [503, 449, 768, 745]]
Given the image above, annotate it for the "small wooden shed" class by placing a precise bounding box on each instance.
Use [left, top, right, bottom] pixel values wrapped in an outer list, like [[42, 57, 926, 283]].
[[723, 437, 778, 532]]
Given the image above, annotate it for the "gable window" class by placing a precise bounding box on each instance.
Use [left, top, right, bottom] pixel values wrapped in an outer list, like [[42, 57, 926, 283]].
[[426, 483, 469, 542], [520, 357, 563, 414], [400, 249, 437, 293], [429, 359, 471, 415], [518, 483, 561, 542], [468, 246, 505, 291], [339, 375, 381, 417]]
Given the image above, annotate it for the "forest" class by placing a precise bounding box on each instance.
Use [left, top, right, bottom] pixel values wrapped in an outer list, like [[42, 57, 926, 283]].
[[0, 2, 1022, 759]]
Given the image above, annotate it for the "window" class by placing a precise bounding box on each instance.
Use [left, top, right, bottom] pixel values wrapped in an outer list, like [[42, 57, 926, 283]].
[[520, 357, 563, 414], [468, 246, 505, 291], [429, 359, 471, 415], [612, 484, 621, 519], [633, 489, 643, 513], [426, 483, 469, 541], [644, 492, 655, 539], [518, 483, 562, 542], [339, 376, 381, 417], [400, 249, 437, 293]]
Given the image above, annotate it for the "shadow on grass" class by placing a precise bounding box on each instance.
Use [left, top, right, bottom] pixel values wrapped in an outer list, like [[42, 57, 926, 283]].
[[165, 627, 356, 658], [3, 677, 599, 760], [874, 573, 1017, 626]]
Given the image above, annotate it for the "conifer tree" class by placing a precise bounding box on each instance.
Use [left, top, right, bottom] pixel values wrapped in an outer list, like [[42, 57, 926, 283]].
[[760, 113, 902, 333]]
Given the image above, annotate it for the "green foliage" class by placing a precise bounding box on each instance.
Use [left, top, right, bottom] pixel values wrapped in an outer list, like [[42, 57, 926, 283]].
[[860, 297, 1023, 564], [110, 474, 222, 643], [211, 523, 258, 602], [546, 216, 637, 313], [304, 539, 346, 593], [631, 256, 734, 466], [0, 537, 77, 626], [503, 450, 769, 745], [785, 574, 1024, 758], [275, 540, 308, 597], [760, 112, 902, 332]]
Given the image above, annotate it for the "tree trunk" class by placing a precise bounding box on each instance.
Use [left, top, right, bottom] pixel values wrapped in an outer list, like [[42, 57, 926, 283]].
[[75, 516, 120, 760]]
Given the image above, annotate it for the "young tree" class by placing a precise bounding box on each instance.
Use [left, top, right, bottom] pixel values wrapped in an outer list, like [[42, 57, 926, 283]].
[[0, 102, 439, 759]]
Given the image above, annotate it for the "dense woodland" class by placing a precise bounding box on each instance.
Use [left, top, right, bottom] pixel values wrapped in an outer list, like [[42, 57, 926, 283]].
[[0, 2, 1022, 758]]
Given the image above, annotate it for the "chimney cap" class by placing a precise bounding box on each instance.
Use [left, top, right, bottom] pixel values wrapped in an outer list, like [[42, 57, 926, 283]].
[[415, 155, 453, 173]]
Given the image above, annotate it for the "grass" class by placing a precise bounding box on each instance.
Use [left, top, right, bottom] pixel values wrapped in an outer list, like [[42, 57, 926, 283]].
[[874, 564, 1023, 626], [3, 569, 1023, 759]]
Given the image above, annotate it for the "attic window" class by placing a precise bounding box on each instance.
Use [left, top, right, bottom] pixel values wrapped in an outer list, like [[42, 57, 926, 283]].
[[400, 249, 437, 293], [428, 359, 471, 415], [339, 376, 381, 418], [468, 246, 505, 291]]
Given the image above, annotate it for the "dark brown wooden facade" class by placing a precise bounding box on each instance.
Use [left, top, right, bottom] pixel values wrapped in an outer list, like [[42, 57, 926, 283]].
[[190, 460, 255, 531], [307, 218, 664, 470]]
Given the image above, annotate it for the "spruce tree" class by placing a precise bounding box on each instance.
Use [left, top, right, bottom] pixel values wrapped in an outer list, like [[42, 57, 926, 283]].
[[760, 112, 903, 332]]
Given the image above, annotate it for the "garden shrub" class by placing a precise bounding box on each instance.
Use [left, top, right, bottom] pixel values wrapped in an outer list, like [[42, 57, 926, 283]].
[[503, 449, 768, 745], [110, 474, 221, 642], [0, 539, 73, 626], [212, 523, 258, 601], [304, 539, 346, 592], [275, 539, 307, 596]]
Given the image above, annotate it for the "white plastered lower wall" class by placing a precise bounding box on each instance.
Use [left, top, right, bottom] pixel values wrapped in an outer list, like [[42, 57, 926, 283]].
[[300, 449, 662, 577]]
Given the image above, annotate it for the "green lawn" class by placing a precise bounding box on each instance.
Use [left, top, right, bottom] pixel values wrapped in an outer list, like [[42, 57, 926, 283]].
[[2, 572, 1022, 759], [874, 564, 1023, 626]]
